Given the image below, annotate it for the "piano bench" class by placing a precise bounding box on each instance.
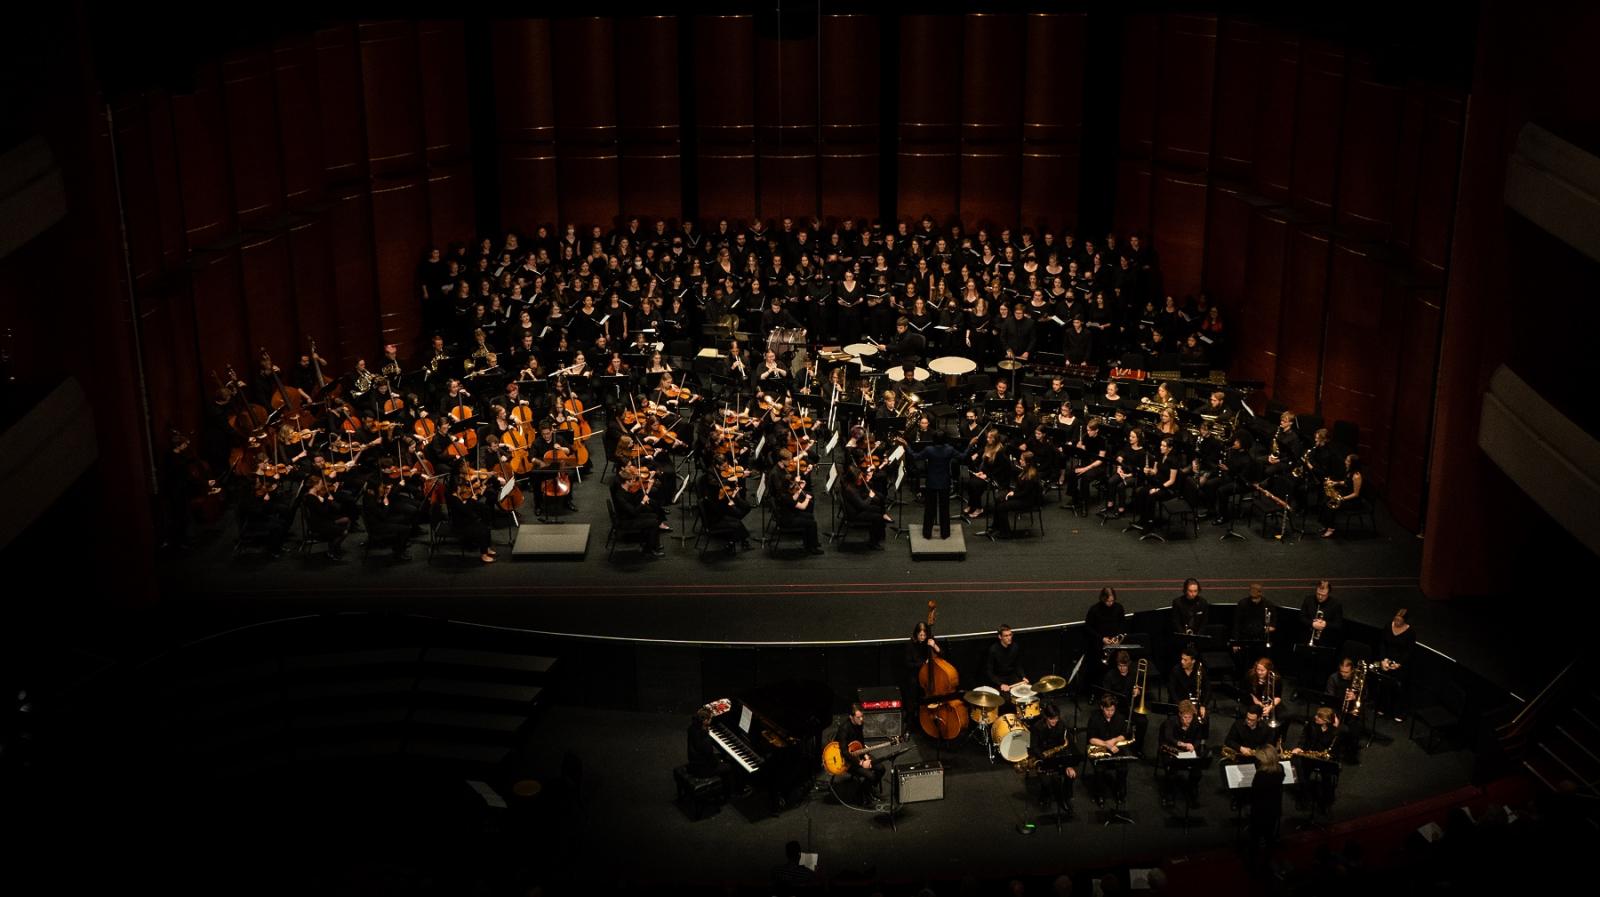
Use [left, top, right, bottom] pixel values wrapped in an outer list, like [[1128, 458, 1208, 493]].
[[673, 765, 727, 820]]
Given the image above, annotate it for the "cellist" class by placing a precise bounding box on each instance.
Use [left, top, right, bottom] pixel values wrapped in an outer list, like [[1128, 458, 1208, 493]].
[[529, 418, 578, 514]]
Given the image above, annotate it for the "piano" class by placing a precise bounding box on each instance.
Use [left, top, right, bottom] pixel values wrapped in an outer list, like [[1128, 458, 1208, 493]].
[[706, 680, 833, 811]]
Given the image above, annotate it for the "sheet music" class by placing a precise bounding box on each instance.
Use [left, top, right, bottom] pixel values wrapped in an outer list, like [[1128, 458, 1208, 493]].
[[894, 464, 905, 491], [539, 326, 550, 339], [754, 435, 766, 457], [824, 431, 839, 455], [886, 445, 905, 464], [597, 314, 610, 327], [825, 465, 838, 493], [1050, 315, 1067, 326], [755, 477, 767, 503], [673, 476, 691, 503]]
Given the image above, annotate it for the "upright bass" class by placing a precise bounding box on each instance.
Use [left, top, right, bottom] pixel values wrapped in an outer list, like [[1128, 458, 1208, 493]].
[[918, 600, 968, 741]]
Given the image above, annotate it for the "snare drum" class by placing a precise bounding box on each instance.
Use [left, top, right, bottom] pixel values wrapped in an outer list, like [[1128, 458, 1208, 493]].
[[992, 713, 1032, 762], [1014, 694, 1041, 719]]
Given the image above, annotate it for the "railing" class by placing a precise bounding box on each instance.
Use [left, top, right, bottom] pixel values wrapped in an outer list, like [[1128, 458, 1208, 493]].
[[1496, 659, 1575, 753]]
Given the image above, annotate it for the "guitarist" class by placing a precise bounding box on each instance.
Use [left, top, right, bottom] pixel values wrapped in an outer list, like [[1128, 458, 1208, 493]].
[[840, 704, 887, 801], [1028, 703, 1079, 816]]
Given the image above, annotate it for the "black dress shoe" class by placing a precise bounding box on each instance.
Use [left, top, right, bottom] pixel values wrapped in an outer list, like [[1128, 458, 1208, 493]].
[[808, 546, 825, 555]]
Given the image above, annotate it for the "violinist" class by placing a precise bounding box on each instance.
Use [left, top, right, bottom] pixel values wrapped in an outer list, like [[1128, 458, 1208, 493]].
[[363, 478, 417, 561], [447, 470, 497, 564], [840, 465, 888, 549], [304, 473, 352, 561], [240, 466, 294, 558], [699, 466, 753, 551], [772, 454, 823, 555], [610, 466, 666, 558]]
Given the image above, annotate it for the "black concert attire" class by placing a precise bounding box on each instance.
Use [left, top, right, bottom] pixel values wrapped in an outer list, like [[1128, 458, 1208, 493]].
[[1100, 665, 1138, 711], [1296, 721, 1340, 813], [1168, 662, 1209, 708], [991, 471, 1043, 537], [772, 478, 821, 550], [1084, 599, 1129, 662], [1249, 759, 1285, 850], [1170, 594, 1210, 639], [839, 716, 886, 795], [1027, 716, 1078, 811], [1085, 710, 1131, 803], [985, 639, 1027, 691], [609, 479, 663, 553], [1158, 713, 1210, 805], [447, 487, 495, 556], [1300, 593, 1345, 648], [913, 442, 961, 539], [841, 478, 887, 546], [687, 719, 738, 795], [699, 474, 752, 548], [304, 488, 351, 557], [1224, 718, 1274, 760], [1377, 624, 1416, 718], [362, 488, 417, 558], [1233, 595, 1276, 649]]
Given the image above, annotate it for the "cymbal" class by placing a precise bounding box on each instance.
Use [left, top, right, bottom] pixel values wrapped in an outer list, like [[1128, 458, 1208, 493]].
[[997, 359, 1028, 371], [963, 689, 1005, 708], [1034, 675, 1068, 694]]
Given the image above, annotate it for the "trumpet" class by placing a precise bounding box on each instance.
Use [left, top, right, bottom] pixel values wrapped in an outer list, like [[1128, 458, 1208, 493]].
[[1309, 608, 1325, 646]]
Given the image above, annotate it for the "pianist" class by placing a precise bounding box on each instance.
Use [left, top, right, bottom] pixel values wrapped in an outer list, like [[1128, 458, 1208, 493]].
[[688, 707, 741, 796]]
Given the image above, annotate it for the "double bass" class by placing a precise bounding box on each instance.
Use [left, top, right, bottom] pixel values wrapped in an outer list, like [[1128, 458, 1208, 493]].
[[917, 600, 968, 741]]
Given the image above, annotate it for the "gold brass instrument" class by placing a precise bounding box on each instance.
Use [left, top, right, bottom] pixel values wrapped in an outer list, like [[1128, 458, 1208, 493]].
[[1262, 670, 1280, 729], [1102, 632, 1127, 659], [1309, 608, 1326, 646], [1014, 740, 1071, 774], [1343, 661, 1369, 718], [1323, 478, 1344, 509], [1086, 737, 1134, 760], [1296, 749, 1333, 761], [1264, 606, 1273, 650], [1132, 658, 1150, 716], [352, 367, 377, 396], [1219, 745, 1239, 762], [1193, 663, 1204, 708]]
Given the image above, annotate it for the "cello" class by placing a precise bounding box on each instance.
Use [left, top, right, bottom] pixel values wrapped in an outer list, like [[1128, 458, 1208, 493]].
[[917, 600, 968, 741]]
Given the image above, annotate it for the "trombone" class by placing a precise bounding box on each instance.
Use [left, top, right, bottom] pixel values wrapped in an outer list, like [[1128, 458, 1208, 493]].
[[1132, 657, 1149, 717]]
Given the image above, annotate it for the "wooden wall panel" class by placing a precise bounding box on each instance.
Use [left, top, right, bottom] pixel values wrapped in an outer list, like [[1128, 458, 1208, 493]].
[[328, 186, 379, 366], [757, 29, 819, 220], [314, 25, 367, 183], [1154, 14, 1217, 171], [221, 52, 285, 228], [428, 162, 476, 249], [418, 20, 471, 166], [820, 15, 880, 222], [1253, 32, 1299, 202], [1020, 12, 1085, 233], [359, 21, 424, 180], [1320, 243, 1396, 474], [143, 92, 189, 269], [1117, 14, 1158, 156], [1202, 184, 1252, 307], [273, 39, 325, 209], [1114, 160, 1152, 237], [170, 66, 235, 250], [1235, 208, 1288, 389], [1212, 19, 1261, 181], [1273, 226, 1330, 409], [1151, 172, 1208, 300], [492, 19, 558, 232], [1385, 286, 1443, 530], [617, 16, 681, 221], [897, 15, 962, 224], [959, 13, 1023, 228], [190, 250, 249, 379], [111, 98, 163, 289], [1409, 91, 1464, 275], [1335, 57, 1403, 237], [287, 218, 339, 351], [239, 235, 295, 359], [370, 176, 429, 350], [695, 15, 756, 223], [1288, 43, 1345, 218]]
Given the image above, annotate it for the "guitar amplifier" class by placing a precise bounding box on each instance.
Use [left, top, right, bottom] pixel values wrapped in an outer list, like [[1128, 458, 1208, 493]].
[[856, 687, 903, 740], [895, 762, 945, 803]]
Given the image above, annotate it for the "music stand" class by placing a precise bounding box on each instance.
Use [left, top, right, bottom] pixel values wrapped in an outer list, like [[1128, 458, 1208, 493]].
[[1161, 746, 1207, 830], [1292, 755, 1339, 831], [1095, 754, 1136, 825]]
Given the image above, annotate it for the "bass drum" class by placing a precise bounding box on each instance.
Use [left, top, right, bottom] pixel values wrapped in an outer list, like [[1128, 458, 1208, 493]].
[[992, 713, 1032, 763]]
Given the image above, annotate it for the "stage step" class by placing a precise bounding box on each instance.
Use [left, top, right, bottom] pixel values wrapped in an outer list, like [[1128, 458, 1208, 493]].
[[909, 524, 967, 560]]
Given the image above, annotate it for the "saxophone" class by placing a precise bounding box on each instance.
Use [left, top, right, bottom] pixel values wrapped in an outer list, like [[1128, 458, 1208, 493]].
[[1015, 740, 1072, 774]]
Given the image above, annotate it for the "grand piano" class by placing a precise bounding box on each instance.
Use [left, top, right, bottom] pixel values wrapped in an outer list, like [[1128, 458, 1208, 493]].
[[706, 679, 833, 812]]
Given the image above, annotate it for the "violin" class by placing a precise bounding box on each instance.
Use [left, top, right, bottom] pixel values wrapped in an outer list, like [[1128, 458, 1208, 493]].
[[787, 413, 815, 431], [781, 457, 812, 476], [718, 463, 751, 481], [621, 463, 657, 493]]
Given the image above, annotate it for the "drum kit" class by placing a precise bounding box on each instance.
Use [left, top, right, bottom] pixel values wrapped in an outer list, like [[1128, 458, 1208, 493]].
[[962, 675, 1068, 764]]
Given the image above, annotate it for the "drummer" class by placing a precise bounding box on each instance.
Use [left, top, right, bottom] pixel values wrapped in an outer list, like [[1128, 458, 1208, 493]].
[[876, 316, 927, 368], [985, 625, 1030, 694]]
